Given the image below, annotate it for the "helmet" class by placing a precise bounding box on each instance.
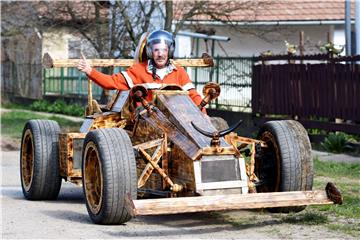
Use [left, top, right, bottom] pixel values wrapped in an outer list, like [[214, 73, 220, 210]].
[[146, 30, 175, 59]]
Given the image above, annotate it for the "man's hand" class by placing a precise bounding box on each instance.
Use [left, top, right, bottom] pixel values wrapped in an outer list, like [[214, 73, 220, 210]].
[[77, 53, 92, 75]]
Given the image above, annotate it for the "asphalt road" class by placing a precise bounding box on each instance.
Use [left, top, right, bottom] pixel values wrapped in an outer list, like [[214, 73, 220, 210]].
[[1, 150, 265, 239], [1, 150, 355, 239]]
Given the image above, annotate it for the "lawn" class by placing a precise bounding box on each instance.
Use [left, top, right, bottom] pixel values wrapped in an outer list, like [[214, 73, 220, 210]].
[[1, 110, 82, 139], [219, 158, 360, 237]]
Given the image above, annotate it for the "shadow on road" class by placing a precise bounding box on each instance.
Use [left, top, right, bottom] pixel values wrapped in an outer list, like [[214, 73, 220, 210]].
[[103, 211, 284, 237], [41, 209, 91, 224], [57, 185, 85, 204]]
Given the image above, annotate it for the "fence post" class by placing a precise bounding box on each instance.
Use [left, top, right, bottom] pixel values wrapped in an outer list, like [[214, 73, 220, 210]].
[[194, 39, 199, 88], [43, 68, 46, 95], [60, 67, 64, 95], [215, 55, 220, 109]]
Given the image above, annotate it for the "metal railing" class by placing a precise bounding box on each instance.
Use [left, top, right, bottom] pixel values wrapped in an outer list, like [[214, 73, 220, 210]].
[[43, 57, 254, 111], [189, 57, 253, 111]]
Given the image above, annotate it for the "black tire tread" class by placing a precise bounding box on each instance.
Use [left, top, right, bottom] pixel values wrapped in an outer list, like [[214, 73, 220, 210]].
[[21, 120, 62, 200], [257, 120, 313, 213], [83, 128, 137, 225]]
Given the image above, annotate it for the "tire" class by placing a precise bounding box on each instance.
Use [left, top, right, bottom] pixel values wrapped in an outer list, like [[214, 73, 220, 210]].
[[255, 120, 313, 213], [82, 128, 137, 225], [20, 120, 62, 200], [210, 117, 229, 131]]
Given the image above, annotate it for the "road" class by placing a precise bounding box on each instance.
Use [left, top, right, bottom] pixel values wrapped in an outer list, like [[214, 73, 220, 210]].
[[1, 150, 354, 239]]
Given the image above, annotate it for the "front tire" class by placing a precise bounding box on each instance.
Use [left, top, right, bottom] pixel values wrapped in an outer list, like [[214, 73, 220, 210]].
[[255, 120, 313, 213], [20, 120, 62, 200], [82, 128, 137, 224]]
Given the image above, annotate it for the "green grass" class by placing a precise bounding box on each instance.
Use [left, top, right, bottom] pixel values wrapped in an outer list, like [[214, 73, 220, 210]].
[[281, 212, 329, 225], [219, 158, 360, 237], [2, 100, 85, 117], [312, 158, 360, 220], [314, 158, 360, 179], [1, 110, 82, 139]]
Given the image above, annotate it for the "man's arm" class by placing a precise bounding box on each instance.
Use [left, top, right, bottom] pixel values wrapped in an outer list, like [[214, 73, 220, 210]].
[[77, 55, 130, 90]]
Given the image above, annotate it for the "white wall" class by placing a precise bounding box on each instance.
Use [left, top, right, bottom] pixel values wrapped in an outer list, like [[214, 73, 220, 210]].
[[42, 27, 96, 59], [182, 24, 338, 57], [174, 35, 192, 58], [334, 26, 346, 56]]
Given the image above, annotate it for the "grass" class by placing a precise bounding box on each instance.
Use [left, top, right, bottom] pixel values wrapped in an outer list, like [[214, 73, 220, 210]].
[[281, 212, 329, 225], [1, 110, 82, 139], [311, 159, 360, 220], [219, 157, 360, 237]]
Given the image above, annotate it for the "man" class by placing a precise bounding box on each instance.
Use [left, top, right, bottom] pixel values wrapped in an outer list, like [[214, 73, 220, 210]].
[[77, 30, 204, 111]]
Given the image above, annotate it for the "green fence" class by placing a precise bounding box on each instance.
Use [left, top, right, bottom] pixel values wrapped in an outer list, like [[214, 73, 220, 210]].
[[189, 57, 253, 111], [43, 57, 254, 111]]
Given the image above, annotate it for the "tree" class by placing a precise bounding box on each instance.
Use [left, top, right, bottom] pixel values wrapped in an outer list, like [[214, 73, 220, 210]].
[[2, 0, 269, 59], [1, 0, 271, 101]]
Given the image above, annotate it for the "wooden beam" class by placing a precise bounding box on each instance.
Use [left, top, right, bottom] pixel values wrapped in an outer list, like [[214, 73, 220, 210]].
[[137, 143, 163, 188], [42, 52, 214, 68], [133, 138, 163, 150], [128, 190, 334, 216]]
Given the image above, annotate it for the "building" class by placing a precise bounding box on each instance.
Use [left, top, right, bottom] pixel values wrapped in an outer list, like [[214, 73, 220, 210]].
[[174, 0, 356, 57]]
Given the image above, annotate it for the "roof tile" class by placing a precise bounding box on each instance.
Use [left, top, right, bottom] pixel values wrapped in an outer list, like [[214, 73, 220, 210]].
[[175, 0, 356, 22]]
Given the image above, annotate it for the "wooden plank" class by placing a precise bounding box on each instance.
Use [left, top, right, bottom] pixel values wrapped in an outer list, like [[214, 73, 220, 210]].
[[254, 54, 360, 62], [336, 64, 344, 119], [344, 64, 351, 119], [130, 190, 333, 216], [133, 138, 163, 150], [353, 64, 360, 120], [251, 65, 259, 113], [42, 52, 214, 68]]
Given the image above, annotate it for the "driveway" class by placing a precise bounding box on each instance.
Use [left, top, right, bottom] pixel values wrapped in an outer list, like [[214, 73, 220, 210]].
[[1, 150, 356, 239]]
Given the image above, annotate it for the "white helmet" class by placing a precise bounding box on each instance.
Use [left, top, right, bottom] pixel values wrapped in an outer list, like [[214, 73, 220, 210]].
[[146, 30, 175, 59]]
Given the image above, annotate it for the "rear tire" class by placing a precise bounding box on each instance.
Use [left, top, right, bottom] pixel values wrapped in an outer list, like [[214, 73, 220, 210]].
[[82, 128, 137, 224], [255, 120, 313, 213], [210, 117, 229, 131], [20, 120, 62, 200]]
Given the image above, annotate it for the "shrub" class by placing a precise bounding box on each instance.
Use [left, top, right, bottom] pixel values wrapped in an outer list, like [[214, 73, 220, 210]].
[[30, 100, 49, 112], [30, 100, 84, 117], [321, 132, 353, 153]]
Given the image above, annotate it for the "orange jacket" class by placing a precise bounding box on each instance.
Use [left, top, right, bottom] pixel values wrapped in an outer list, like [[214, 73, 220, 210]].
[[88, 61, 204, 108]]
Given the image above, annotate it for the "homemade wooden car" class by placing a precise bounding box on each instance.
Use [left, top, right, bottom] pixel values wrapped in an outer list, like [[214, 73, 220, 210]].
[[20, 54, 342, 225]]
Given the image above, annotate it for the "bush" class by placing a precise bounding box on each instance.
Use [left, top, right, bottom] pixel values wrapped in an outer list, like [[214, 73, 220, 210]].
[[30, 100, 49, 112], [321, 132, 353, 153], [30, 100, 84, 117]]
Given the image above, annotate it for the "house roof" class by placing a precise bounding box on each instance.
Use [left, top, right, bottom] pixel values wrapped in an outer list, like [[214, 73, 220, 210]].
[[174, 0, 356, 23]]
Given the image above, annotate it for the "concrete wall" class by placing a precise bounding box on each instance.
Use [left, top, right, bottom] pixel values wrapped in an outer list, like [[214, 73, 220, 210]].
[[181, 24, 346, 57], [42, 27, 96, 59]]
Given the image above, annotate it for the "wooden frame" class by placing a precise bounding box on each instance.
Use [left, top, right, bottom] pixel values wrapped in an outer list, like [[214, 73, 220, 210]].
[[42, 52, 214, 68], [59, 133, 86, 184]]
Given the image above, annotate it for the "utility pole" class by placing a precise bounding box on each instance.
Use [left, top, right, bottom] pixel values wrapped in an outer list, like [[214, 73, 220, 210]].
[[356, 0, 360, 55], [345, 0, 352, 55]]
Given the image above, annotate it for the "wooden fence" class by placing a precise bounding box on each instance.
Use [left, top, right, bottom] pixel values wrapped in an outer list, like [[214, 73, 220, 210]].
[[252, 54, 360, 134]]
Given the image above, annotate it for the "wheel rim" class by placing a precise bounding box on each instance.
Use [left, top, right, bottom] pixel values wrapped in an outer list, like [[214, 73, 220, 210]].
[[21, 129, 34, 192], [84, 142, 103, 215], [256, 131, 281, 192]]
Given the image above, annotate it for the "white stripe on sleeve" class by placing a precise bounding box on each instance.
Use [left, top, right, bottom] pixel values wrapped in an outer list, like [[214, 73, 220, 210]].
[[121, 71, 134, 88], [182, 82, 195, 91]]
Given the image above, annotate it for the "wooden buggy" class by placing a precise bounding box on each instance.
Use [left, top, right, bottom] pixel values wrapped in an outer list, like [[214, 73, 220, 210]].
[[20, 53, 342, 224]]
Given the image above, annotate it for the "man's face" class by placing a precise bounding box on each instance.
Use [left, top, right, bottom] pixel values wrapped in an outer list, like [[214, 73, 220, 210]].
[[151, 42, 169, 69]]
